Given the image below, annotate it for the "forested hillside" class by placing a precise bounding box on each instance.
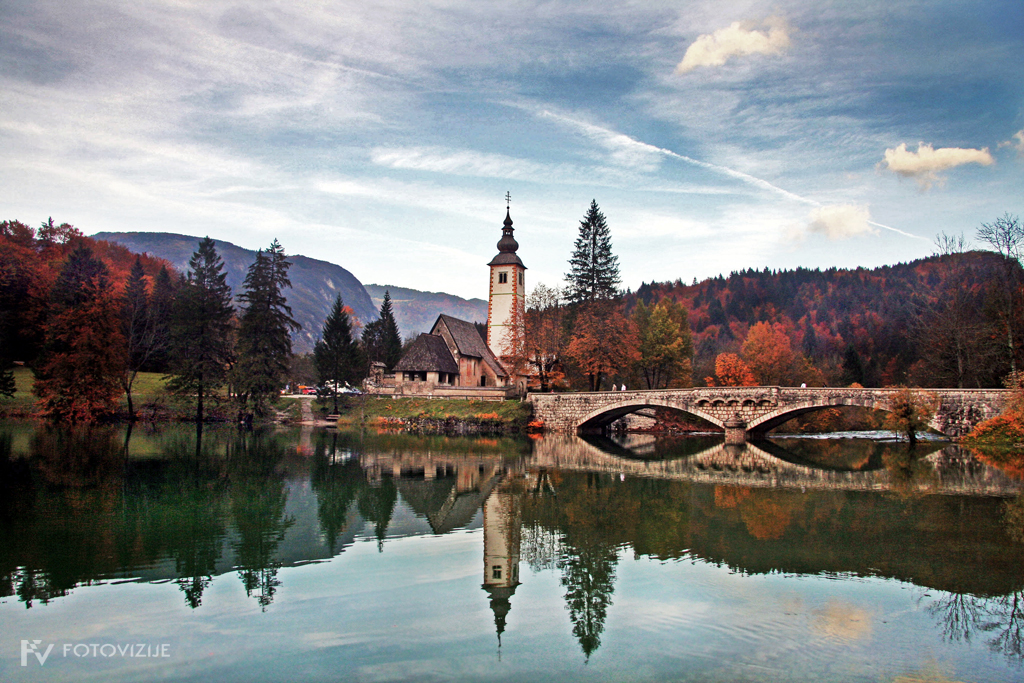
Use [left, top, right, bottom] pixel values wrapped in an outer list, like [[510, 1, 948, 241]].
[[364, 284, 488, 341], [625, 251, 1018, 388], [94, 232, 378, 353]]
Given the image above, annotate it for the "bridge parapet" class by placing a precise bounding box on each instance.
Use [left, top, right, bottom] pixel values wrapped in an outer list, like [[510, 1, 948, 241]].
[[526, 387, 1010, 438]]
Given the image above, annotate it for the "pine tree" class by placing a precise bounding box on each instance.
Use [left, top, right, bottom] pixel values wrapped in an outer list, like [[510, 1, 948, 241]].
[[167, 237, 235, 423], [146, 266, 176, 372], [565, 200, 620, 304], [314, 295, 363, 413], [234, 240, 299, 417], [362, 290, 403, 371]]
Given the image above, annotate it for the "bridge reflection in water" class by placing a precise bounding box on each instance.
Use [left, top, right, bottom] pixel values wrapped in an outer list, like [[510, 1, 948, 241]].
[[2, 423, 1024, 671], [529, 433, 1024, 497]]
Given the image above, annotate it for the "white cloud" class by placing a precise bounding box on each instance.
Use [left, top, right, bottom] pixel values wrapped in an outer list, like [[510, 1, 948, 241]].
[[999, 129, 1024, 157], [675, 17, 791, 74], [880, 142, 994, 189], [370, 147, 561, 180], [807, 204, 876, 240]]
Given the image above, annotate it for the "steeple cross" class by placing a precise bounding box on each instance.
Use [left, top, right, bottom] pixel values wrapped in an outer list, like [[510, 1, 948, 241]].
[[505, 191, 511, 209]]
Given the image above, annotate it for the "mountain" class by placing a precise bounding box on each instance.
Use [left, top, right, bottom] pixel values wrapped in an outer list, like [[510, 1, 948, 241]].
[[364, 284, 489, 342], [92, 232, 378, 354]]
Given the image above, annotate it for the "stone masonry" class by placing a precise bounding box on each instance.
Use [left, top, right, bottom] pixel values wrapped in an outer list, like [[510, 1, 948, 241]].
[[527, 386, 1011, 440]]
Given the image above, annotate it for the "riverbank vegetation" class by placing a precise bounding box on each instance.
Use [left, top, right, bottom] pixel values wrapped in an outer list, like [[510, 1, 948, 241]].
[[315, 396, 531, 431]]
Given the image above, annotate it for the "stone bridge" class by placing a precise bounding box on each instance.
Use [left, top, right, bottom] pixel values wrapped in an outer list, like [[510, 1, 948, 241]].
[[527, 386, 1010, 441]]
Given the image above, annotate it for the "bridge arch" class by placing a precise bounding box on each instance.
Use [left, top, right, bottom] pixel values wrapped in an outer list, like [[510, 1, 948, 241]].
[[576, 399, 723, 432], [746, 396, 898, 434]]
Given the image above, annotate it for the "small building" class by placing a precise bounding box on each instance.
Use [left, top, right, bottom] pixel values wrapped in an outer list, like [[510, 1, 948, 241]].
[[375, 314, 514, 398]]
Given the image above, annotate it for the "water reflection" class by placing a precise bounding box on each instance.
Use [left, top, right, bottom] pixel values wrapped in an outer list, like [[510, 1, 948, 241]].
[[2, 421, 1024, 670]]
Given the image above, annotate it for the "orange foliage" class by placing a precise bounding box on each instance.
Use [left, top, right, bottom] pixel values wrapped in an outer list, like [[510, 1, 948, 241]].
[[566, 303, 640, 389], [714, 485, 752, 509], [739, 495, 798, 541], [741, 321, 794, 385], [714, 353, 756, 386]]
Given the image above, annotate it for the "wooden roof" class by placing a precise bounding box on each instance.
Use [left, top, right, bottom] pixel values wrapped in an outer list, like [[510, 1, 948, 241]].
[[393, 333, 459, 374], [434, 314, 508, 377]]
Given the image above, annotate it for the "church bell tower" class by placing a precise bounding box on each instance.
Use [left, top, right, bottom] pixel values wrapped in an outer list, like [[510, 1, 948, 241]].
[[486, 194, 526, 361]]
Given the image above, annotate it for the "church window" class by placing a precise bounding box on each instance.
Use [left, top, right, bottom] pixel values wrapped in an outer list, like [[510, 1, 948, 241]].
[[518, 272, 523, 285], [492, 566, 502, 580], [498, 272, 508, 284]]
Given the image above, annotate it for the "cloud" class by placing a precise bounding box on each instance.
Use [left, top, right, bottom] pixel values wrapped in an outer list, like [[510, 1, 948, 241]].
[[880, 142, 994, 189], [999, 129, 1024, 157], [675, 18, 791, 74], [807, 204, 876, 240]]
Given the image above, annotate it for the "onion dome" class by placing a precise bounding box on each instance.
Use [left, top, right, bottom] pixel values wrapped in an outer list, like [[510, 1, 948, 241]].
[[488, 209, 526, 268]]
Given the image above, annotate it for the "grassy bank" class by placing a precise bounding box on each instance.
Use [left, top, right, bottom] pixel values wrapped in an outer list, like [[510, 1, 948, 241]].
[[0, 368, 296, 423], [316, 395, 532, 431], [0, 366, 38, 417]]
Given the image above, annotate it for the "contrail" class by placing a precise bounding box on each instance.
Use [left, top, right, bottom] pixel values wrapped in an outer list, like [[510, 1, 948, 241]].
[[538, 110, 928, 241]]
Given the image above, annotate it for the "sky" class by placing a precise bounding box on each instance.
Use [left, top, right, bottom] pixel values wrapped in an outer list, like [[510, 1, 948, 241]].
[[2, 1, 1023, 300]]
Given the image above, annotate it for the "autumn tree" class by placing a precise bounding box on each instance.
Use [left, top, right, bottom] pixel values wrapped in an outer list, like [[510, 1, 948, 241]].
[[916, 233, 990, 388], [234, 240, 300, 417], [565, 303, 639, 391], [315, 295, 363, 413], [499, 287, 528, 380], [120, 256, 170, 421], [34, 245, 126, 420], [741, 321, 795, 385], [525, 283, 567, 391], [712, 353, 756, 386], [977, 213, 1024, 375], [883, 386, 937, 446], [633, 298, 693, 389], [565, 200, 620, 304], [361, 290, 403, 370], [167, 237, 235, 423]]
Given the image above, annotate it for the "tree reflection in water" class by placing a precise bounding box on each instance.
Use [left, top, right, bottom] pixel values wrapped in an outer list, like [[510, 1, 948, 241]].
[[226, 428, 294, 611], [929, 589, 1024, 660]]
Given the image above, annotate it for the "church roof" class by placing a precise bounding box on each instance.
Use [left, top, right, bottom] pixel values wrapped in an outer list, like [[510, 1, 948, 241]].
[[488, 209, 526, 269], [487, 252, 526, 267], [393, 333, 459, 374], [434, 314, 508, 377]]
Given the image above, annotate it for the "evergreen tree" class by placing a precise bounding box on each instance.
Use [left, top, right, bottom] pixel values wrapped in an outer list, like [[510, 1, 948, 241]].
[[145, 265, 176, 372], [362, 290, 403, 370], [234, 240, 299, 417], [167, 237, 235, 423], [314, 295, 363, 413], [565, 200, 620, 304]]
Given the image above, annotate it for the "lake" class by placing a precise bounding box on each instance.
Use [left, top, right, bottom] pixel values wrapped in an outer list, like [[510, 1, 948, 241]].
[[1, 421, 1023, 682]]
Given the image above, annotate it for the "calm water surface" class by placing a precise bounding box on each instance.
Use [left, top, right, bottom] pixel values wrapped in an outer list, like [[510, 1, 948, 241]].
[[1, 421, 1023, 682]]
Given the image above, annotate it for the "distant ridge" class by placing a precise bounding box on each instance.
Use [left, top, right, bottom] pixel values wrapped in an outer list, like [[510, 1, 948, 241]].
[[92, 232, 378, 354], [364, 284, 489, 342]]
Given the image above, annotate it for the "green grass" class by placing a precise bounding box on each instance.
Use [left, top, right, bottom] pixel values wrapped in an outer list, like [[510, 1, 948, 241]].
[[317, 395, 532, 427], [0, 366, 38, 416]]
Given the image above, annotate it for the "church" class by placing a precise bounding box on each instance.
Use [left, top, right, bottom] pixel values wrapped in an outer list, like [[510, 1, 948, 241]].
[[368, 203, 527, 398]]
